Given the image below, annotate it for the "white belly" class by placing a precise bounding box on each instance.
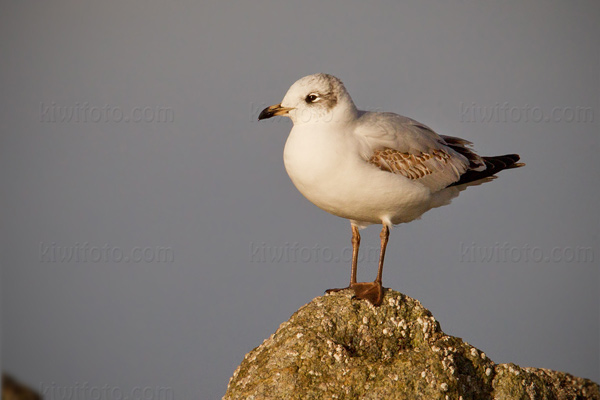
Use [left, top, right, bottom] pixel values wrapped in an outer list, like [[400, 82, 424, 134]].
[[283, 125, 436, 226]]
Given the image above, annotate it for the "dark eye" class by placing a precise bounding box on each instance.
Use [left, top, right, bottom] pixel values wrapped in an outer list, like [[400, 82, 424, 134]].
[[305, 94, 319, 103]]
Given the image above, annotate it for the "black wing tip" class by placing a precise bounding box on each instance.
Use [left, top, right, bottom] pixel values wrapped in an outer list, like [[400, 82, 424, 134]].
[[487, 154, 525, 170], [449, 153, 524, 187]]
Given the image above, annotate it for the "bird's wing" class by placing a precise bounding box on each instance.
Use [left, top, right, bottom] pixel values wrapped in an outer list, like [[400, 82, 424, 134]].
[[353, 112, 483, 192]]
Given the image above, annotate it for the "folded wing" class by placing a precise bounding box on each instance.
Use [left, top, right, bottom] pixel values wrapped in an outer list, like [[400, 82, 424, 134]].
[[354, 111, 521, 192]]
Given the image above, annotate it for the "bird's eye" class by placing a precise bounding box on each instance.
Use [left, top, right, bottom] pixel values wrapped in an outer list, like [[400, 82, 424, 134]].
[[305, 94, 319, 103]]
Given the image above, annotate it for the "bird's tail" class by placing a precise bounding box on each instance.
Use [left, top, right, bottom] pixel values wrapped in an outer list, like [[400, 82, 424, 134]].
[[449, 154, 524, 187]]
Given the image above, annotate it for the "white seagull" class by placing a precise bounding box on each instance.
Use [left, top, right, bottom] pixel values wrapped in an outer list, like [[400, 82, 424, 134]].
[[259, 73, 523, 306]]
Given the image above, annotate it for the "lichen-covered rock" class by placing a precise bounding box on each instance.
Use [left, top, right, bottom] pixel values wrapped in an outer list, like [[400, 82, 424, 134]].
[[223, 289, 599, 400]]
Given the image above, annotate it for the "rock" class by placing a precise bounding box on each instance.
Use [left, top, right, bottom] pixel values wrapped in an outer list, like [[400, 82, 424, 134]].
[[2, 374, 41, 400], [223, 289, 599, 400]]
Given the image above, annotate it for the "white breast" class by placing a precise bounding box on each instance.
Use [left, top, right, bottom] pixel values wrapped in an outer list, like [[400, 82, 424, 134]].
[[283, 124, 434, 226]]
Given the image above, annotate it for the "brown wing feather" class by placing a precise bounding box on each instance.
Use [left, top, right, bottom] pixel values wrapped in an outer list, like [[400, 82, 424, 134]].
[[368, 148, 453, 180], [369, 147, 524, 188]]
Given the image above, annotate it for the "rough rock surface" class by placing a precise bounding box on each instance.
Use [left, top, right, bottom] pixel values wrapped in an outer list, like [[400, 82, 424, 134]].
[[223, 289, 599, 400]]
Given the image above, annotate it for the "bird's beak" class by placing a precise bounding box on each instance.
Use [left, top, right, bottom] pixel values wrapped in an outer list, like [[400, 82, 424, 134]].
[[258, 103, 294, 120]]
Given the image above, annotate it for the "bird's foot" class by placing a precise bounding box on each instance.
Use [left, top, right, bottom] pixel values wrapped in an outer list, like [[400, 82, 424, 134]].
[[325, 281, 384, 306], [351, 281, 384, 306]]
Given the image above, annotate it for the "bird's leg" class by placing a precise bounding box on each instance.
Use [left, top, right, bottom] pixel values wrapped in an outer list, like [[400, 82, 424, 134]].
[[351, 225, 388, 306], [376, 225, 389, 285], [326, 224, 360, 294], [350, 224, 360, 285]]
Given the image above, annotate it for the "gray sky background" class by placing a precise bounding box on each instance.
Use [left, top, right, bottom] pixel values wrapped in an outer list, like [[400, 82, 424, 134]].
[[1, 1, 598, 399]]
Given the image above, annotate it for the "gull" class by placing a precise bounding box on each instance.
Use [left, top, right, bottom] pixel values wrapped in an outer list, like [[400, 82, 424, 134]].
[[258, 73, 523, 306]]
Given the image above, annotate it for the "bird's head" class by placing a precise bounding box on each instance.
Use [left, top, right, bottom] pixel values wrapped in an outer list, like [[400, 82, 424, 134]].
[[258, 73, 358, 126]]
